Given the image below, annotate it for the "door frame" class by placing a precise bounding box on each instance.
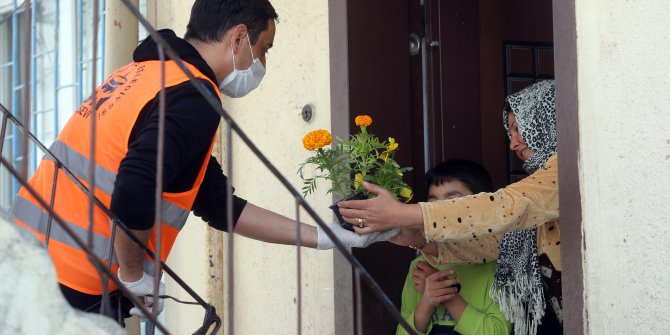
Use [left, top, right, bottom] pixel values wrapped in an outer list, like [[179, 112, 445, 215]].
[[328, 0, 354, 333], [552, 0, 583, 333]]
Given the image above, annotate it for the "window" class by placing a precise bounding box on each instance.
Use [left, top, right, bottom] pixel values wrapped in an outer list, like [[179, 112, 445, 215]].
[[502, 41, 555, 183], [0, 0, 105, 209]]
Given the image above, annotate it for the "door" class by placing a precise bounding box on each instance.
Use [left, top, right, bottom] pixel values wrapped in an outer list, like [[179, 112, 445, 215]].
[[345, 1, 422, 334]]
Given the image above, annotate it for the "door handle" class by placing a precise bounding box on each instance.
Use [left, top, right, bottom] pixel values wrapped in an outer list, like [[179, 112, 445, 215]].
[[409, 33, 421, 56]]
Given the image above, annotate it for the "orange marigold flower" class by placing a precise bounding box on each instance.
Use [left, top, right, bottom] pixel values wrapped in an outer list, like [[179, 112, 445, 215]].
[[354, 115, 372, 127], [302, 129, 333, 151]]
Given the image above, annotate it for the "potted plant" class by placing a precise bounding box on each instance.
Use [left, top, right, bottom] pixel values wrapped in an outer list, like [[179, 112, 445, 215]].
[[299, 115, 413, 231]]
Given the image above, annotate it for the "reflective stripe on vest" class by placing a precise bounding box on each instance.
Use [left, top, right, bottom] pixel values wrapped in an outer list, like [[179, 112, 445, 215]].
[[11, 196, 161, 275], [47, 140, 190, 231], [11, 196, 115, 262], [10, 197, 164, 275]]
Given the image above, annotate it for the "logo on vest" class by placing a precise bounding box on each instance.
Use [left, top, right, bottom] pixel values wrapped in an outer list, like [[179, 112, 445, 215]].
[[76, 63, 146, 119]]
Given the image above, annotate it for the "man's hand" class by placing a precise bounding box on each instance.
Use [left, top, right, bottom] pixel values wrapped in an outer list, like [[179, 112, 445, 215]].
[[316, 222, 399, 250], [338, 182, 423, 233], [118, 269, 165, 320], [412, 261, 438, 293]]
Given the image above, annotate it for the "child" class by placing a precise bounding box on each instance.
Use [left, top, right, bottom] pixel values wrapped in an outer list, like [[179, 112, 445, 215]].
[[396, 160, 511, 335]]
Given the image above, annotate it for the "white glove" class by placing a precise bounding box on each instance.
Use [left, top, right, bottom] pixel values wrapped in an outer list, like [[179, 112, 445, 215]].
[[316, 222, 400, 250], [118, 269, 165, 320]]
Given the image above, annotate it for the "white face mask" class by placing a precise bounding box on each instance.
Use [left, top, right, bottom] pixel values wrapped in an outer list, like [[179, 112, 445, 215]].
[[219, 35, 266, 98]]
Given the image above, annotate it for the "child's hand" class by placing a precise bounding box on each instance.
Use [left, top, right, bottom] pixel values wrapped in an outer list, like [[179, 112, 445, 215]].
[[412, 261, 438, 292], [421, 270, 460, 308]]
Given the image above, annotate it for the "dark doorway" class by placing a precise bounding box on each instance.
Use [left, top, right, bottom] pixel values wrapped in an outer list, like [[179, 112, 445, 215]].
[[338, 0, 554, 333]]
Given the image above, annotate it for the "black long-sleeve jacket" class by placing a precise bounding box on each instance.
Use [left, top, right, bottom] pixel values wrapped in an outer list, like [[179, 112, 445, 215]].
[[109, 29, 247, 231]]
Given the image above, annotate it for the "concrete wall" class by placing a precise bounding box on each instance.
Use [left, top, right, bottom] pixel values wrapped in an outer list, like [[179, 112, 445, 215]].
[[155, 1, 336, 333], [104, 0, 139, 77], [575, 1, 670, 333]]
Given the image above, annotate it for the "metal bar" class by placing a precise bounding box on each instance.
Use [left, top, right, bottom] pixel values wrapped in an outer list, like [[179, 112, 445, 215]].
[[0, 154, 171, 334], [107, 219, 119, 322], [55, 83, 78, 90], [0, 111, 8, 211], [21, 0, 31, 183], [354, 268, 363, 335], [11, 0, 19, 196], [94, 247, 112, 318], [421, 0, 431, 172], [294, 197, 302, 335], [31, 49, 55, 59], [100, 0, 106, 77], [88, 0, 105, 315], [32, 108, 55, 114], [88, 0, 99, 250], [52, 0, 60, 137], [225, 120, 234, 335], [150, 41, 168, 335], [44, 161, 60, 247], [0, 114, 8, 158], [77, 0, 83, 103], [29, 0, 36, 173]]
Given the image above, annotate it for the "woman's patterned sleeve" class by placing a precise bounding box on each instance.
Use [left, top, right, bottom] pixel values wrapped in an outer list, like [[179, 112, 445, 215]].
[[420, 154, 559, 244]]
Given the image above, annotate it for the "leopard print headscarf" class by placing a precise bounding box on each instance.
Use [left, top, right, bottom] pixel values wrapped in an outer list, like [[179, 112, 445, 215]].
[[492, 80, 556, 335], [504, 80, 557, 174]]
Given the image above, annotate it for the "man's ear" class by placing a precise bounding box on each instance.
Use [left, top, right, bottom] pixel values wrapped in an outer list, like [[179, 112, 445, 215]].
[[228, 24, 248, 54]]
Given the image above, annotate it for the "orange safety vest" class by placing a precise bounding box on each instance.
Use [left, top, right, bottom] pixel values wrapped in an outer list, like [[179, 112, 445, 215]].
[[10, 60, 222, 295]]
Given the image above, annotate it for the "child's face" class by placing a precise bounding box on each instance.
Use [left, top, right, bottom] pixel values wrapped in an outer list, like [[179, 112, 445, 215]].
[[427, 180, 474, 202]]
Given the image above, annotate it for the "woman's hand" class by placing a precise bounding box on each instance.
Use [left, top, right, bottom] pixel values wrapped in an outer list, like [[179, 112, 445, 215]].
[[338, 182, 423, 233], [388, 228, 424, 247], [412, 261, 438, 292]]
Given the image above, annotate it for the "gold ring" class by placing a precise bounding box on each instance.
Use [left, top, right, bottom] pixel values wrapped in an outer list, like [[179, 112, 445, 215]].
[[357, 218, 364, 228]]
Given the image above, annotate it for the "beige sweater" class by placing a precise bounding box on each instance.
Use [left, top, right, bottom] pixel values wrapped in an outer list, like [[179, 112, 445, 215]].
[[421, 154, 561, 271]]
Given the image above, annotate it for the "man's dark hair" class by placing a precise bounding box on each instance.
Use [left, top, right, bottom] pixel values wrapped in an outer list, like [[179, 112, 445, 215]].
[[425, 160, 494, 195], [184, 0, 278, 44]]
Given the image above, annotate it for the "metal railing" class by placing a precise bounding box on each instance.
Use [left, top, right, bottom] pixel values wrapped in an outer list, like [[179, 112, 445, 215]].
[[0, 1, 419, 334], [0, 102, 219, 334]]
